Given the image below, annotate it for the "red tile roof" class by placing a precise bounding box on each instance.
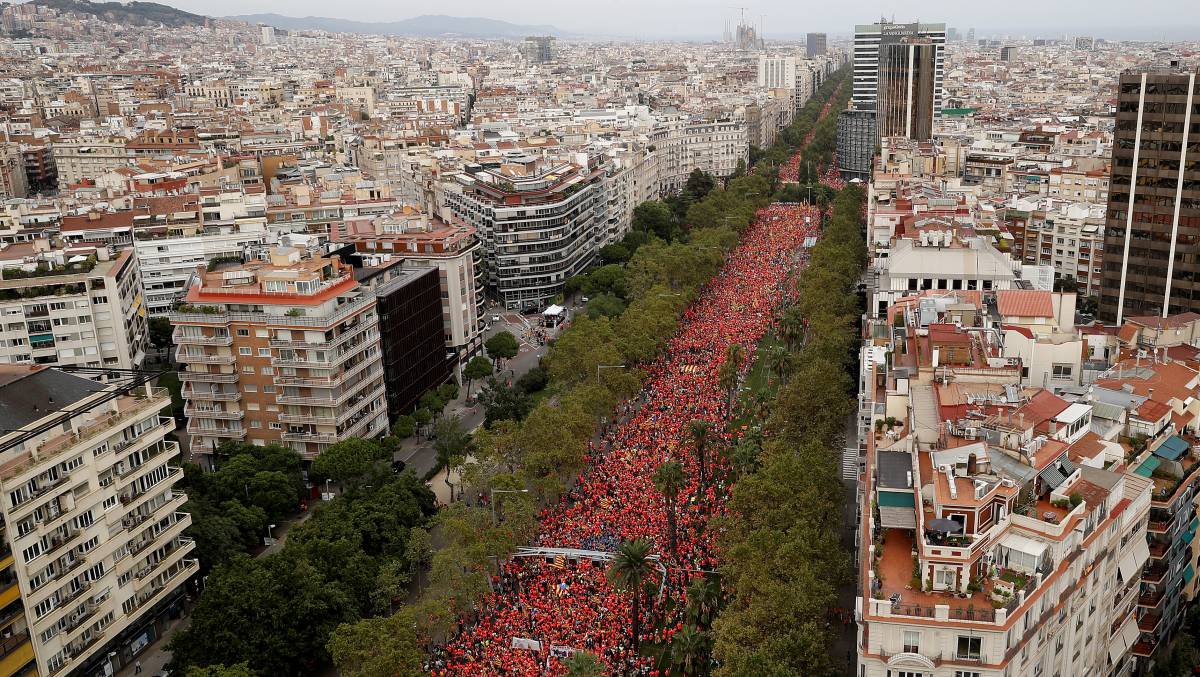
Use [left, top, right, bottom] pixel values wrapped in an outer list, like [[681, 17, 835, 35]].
[[996, 290, 1054, 318]]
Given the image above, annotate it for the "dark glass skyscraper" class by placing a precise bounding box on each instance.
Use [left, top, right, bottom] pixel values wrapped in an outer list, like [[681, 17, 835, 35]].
[[1100, 66, 1200, 323]]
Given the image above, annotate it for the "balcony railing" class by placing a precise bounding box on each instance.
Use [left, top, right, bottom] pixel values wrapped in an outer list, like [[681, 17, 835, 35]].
[[179, 371, 239, 384], [174, 348, 235, 365], [267, 314, 378, 349], [185, 423, 246, 439], [1138, 588, 1166, 608], [172, 329, 232, 346], [182, 388, 240, 402], [183, 406, 244, 421]]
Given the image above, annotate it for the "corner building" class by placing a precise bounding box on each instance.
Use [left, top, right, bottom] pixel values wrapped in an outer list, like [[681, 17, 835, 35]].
[[172, 249, 388, 462], [0, 367, 193, 676]]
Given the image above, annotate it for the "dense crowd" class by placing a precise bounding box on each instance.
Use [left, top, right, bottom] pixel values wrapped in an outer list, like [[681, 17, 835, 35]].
[[819, 157, 847, 191], [777, 92, 839, 183], [433, 204, 824, 675]]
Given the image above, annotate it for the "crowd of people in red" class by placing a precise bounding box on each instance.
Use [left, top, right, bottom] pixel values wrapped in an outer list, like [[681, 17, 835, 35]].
[[777, 90, 839, 183], [431, 204, 824, 675], [819, 157, 847, 191]]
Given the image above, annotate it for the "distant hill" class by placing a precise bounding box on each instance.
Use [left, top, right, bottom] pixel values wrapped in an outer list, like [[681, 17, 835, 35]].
[[30, 0, 206, 27], [229, 13, 565, 38]]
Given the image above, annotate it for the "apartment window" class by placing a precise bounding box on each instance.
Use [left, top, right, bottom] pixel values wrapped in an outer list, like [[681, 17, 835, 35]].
[[956, 672, 982, 677], [255, 330, 268, 338], [236, 329, 249, 337], [269, 423, 282, 430], [243, 366, 255, 374], [257, 348, 270, 357], [956, 636, 982, 661], [239, 347, 252, 356], [260, 367, 273, 375], [1052, 364, 1073, 380], [903, 630, 920, 653], [251, 421, 262, 429]]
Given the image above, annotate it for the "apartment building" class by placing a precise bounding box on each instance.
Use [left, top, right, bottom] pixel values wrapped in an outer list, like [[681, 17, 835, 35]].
[[856, 299, 1153, 677], [340, 205, 484, 358], [1007, 200, 1107, 297], [650, 117, 749, 193], [0, 246, 147, 370], [50, 139, 131, 190], [757, 55, 797, 90], [0, 367, 194, 677], [1101, 66, 1200, 324], [443, 161, 604, 311], [171, 249, 388, 462], [0, 144, 28, 201]]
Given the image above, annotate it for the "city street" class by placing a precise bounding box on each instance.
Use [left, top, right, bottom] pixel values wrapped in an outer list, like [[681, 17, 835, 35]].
[[395, 308, 557, 496]]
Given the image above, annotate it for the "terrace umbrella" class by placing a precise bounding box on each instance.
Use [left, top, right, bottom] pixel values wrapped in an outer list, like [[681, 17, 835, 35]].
[[926, 518, 964, 534]]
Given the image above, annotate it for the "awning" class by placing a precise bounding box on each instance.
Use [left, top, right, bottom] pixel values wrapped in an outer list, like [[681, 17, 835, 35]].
[[1154, 435, 1190, 461], [1001, 532, 1048, 558], [1119, 540, 1151, 582], [878, 491, 915, 508], [880, 507, 917, 529], [1110, 615, 1140, 664], [1185, 565, 1195, 585], [1134, 456, 1162, 477], [542, 304, 565, 316]]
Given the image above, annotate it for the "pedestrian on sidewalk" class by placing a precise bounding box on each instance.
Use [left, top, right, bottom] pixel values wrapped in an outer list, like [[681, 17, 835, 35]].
[[134, 661, 142, 675]]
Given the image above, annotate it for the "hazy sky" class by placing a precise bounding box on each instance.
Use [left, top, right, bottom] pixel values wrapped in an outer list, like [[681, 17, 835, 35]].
[[161, 0, 1200, 39]]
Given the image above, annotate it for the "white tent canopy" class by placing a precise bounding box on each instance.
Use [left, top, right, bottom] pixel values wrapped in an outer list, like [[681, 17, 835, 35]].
[[543, 304, 565, 317]]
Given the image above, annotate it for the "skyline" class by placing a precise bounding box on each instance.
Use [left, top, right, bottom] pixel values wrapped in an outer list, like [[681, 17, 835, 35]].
[[143, 0, 1200, 40]]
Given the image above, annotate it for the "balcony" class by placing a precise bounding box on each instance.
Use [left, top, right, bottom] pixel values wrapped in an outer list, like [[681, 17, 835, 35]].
[[42, 529, 82, 559], [127, 557, 198, 617], [182, 387, 240, 402], [267, 314, 378, 349], [1132, 638, 1158, 657], [5, 389, 168, 483], [1138, 613, 1163, 633], [1149, 540, 1169, 559], [1143, 564, 1168, 584], [183, 406, 245, 421], [278, 412, 336, 425], [174, 348, 235, 365], [1148, 520, 1170, 534], [273, 357, 376, 388], [123, 495, 188, 534], [280, 429, 339, 444], [179, 370, 239, 384], [1138, 588, 1166, 608], [133, 538, 195, 590], [0, 631, 32, 675], [274, 372, 383, 406], [172, 329, 232, 346], [185, 422, 246, 439]]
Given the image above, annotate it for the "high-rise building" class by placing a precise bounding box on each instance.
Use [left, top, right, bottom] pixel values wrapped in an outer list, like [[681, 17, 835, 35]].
[[0, 367, 194, 676], [339, 206, 484, 358], [1099, 66, 1200, 324], [259, 24, 275, 45], [0, 246, 148, 370], [837, 107, 877, 180], [757, 55, 797, 90], [1000, 45, 1017, 62], [806, 32, 827, 57], [875, 37, 938, 141], [171, 249, 389, 462], [853, 21, 946, 118], [521, 36, 555, 64], [443, 161, 606, 311]]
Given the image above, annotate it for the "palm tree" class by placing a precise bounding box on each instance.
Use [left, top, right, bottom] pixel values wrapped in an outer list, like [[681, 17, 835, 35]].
[[764, 345, 792, 385], [608, 538, 655, 657], [689, 420, 711, 496], [778, 306, 805, 351], [718, 343, 743, 413], [685, 576, 723, 630], [652, 460, 686, 557], [669, 625, 712, 676]]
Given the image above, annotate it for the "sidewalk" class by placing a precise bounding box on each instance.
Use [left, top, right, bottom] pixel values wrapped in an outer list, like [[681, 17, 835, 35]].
[[116, 614, 191, 677]]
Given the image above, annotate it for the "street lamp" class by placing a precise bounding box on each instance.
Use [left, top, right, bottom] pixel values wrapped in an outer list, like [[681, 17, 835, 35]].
[[596, 363, 625, 383], [490, 488, 530, 526], [267, 523, 275, 539]]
